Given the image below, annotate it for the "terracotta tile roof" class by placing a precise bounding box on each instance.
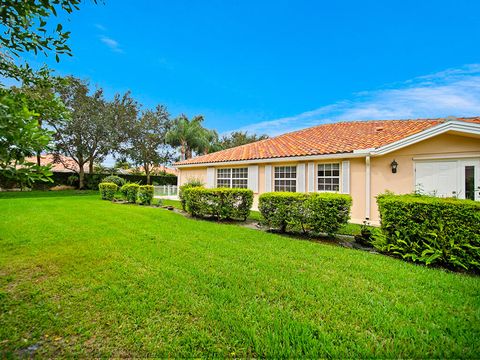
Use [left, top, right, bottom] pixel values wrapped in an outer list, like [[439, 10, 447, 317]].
[[25, 154, 86, 173], [176, 117, 480, 165], [134, 165, 178, 175]]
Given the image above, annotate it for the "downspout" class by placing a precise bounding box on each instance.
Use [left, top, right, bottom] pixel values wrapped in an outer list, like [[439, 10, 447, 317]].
[[365, 155, 371, 220]]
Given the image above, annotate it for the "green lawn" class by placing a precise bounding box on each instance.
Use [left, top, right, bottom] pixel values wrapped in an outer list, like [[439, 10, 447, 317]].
[[1, 191, 479, 357]]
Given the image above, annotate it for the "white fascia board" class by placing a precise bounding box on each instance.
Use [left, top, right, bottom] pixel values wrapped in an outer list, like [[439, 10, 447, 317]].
[[176, 152, 366, 168], [371, 121, 480, 156]]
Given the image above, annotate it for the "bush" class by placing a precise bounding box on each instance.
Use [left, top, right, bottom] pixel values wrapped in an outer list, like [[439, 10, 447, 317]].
[[102, 175, 126, 188], [138, 185, 154, 205], [259, 192, 352, 236], [98, 182, 118, 200], [183, 187, 253, 221], [258, 192, 307, 232], [179, 178, 205, 210], [376, 193, 480, 271], [120, 183, 140, 203]]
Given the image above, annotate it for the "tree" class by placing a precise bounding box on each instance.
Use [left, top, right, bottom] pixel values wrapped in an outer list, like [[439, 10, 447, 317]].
[[165, 114, 211, 160], [0, 89, 54, 188], [0, 0, 92, 187], [220, 131, 269, 150], [54, 77, 136, 188], [121, 105, 174, 184], [10, 68, 70, 166], [114, 157, 131, 170], [1, 0, 94, 84]]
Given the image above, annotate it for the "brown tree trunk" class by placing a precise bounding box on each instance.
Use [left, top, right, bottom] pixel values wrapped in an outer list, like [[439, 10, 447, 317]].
[[36, 119, 42, 167], [180, 143, 186, 161], [79, 166, 85, 189], [89, 159, 94, 174], [145, 164, 150, 184]]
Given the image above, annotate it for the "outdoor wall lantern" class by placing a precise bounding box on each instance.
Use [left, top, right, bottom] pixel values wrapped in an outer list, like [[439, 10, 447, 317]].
[[390, 159, 398, 173]]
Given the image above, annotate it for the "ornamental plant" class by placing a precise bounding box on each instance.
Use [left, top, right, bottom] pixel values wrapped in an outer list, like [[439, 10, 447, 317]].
[[138, 185, 154, 205], [376, 193, 480, 271], [98, 182, 118, 201], [259, 192, 352, 236], [102, 175, 126, 188], [120, 183, 140, 203], [182, 187, 253, 221]]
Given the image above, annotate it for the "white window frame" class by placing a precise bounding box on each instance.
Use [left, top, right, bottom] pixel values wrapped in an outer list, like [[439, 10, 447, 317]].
[[317, 163, 341, 192], [216, 168, 248, 188], [274, 165, 297, 192]]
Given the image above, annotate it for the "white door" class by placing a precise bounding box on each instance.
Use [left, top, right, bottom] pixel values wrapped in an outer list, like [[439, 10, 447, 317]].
[[415, 159, 480, 200], [415, 160, 458, 198]]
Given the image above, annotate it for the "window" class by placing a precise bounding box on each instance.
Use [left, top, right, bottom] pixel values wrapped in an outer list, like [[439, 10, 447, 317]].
[[216, 168, 248, 188], [317, 163, 340, 191], [274, 166, 296, 192]]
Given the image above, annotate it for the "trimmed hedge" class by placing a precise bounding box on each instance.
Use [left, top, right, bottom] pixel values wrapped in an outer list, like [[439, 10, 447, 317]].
[[179, 178, 205, 210], [121, 183, 140, 203], [376, 194, 480, 271], [0, 171, 177, 190], [138, 185, 154, 205], [259, 192, 352, 236], [99, 182, 118, 200], [102, 175, 126, 188], [183, 187, 253, 221]]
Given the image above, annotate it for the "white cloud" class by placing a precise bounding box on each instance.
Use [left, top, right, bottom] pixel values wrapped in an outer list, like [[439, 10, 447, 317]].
[[236, 64, 480, 136], [100, 36, 124, 53], [95, 23, 107, 31]]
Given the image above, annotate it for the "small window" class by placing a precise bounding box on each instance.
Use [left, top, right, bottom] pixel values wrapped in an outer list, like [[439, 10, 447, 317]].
[[274, 166, 297, 192], [216, 168, 248, 188], [317, 163, 340, 192]]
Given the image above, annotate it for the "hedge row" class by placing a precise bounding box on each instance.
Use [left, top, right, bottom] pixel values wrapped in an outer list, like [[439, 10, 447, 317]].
[[182, 187, 253, 220], [99, 182, 154, 205], [0, 171, 177, 190], [376, 194, 480, 271], [259, 192, 352, 236]]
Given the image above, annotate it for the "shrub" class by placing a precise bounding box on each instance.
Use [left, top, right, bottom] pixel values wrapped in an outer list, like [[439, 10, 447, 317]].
[[179, 178, 205, 210], [305, 193, 352, 235], [258, 192, 307, 232], [376, 193, 480, 271], [98, 182, 118, 200], [259, 192, 352, 236], [183, 187, 253, 221], [102, 175, 126, 188], [120, 183, 140, 203], [138, 185, 154, 205]]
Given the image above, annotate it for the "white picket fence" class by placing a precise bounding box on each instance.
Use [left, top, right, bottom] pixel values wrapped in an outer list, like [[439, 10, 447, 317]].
[[154, 185, 178, 198]]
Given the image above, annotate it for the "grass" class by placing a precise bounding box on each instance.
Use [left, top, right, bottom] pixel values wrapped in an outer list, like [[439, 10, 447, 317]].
[[1, 191, 479, 357]]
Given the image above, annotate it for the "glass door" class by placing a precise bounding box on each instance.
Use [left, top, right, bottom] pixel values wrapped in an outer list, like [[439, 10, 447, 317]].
[[461, 159, 480, 201]]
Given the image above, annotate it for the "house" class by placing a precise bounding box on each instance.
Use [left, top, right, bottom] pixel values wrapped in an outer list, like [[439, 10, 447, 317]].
[[130, 165, 178, 176], [175, 117, 480, 224], [25, 154, 89, 173]]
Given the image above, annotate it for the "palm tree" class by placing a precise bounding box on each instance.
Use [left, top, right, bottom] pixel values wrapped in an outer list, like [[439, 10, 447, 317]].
[[166, 114, 210, 160]]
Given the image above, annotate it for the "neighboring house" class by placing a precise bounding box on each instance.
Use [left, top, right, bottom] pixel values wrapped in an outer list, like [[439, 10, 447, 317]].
[[175, 117, 480, 224], [25, 154, 88, 173], [131, 165, 178, 176]]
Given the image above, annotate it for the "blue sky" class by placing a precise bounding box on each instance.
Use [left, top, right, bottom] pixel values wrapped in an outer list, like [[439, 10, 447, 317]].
[[27, 0, 480, 135]]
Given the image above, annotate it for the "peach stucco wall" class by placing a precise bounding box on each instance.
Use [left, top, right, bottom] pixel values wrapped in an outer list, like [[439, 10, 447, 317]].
[[178, 132, 480, 224], [178, 167, 207, 186], [369, 133, 480, 222]]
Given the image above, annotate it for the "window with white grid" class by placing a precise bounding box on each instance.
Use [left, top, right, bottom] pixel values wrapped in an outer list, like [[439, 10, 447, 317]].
[[317, 163, 340, 191], [274, 166, 297, 192], [216, 168, 248, 188]]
